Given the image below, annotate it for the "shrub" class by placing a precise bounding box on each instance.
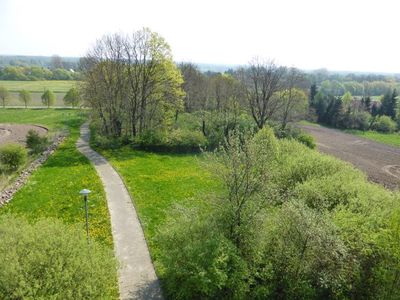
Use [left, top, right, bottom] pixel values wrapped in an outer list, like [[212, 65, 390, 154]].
[[0, 215, 117, 300], [157, 208, 249, 300], [296, 132, 316, 149], [26, 129, 49, 153], [135, 129, 207, 153], [259, 201, 350, 299], [272, 124, 316, 149], [342, 111, 371, 131], [372, 115, 397, 133], [0, 143, 27, 170], [167, 129, 207, 152]]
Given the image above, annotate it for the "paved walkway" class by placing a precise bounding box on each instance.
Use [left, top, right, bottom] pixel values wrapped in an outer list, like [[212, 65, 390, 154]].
[[76, 123, 163, 300]]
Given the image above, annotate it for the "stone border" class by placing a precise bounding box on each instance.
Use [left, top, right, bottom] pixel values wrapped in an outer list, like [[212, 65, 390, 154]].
[[0, 135, 66, 207]]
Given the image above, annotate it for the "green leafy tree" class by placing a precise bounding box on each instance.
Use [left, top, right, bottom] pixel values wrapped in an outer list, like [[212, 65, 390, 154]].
[[309, 83, 318, 107], [0, 86, 10, 108], [63, 87, 81, 108], [18, 89, 31, 108], [41, 89, 56, 108], [380, 90, 397, 119], [342, 91, 353, 109]]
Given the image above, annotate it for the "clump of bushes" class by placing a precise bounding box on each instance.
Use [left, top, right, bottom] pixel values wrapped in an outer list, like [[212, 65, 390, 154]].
[[371, 115, 397, 133], [156, 128, 400, 299], [273, 124, 316, 149], [135, 129, 207, 153], [0, 215, 117, 299], [26, 129, 49, 154], [0, 143, 27, 171]]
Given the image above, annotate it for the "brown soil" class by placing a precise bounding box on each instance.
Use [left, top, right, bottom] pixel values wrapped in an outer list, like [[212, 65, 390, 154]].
[[0, 124, 48, 145], [300, 125, 400, 190]]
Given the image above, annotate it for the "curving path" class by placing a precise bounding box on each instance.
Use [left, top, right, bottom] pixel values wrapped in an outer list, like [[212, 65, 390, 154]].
[[76, 123, 163, 300]]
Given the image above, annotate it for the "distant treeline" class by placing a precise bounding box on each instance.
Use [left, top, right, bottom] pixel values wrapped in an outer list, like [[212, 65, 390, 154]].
[[0, 55, 81, 81], [0, 65, 81, 81]]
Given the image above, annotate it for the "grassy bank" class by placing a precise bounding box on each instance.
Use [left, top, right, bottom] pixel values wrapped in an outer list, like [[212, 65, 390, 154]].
[[344, 129, 400, 147]]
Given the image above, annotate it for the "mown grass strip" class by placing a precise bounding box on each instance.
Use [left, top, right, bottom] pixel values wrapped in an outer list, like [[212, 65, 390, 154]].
[[344, 129, 400, 147]]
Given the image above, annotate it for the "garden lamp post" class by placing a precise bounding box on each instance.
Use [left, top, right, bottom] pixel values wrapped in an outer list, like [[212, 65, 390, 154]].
[[79, 189, 91, 242]]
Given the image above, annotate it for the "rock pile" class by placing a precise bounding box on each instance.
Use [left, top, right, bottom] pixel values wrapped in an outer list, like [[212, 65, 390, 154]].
[[0, 135, 66, 207]]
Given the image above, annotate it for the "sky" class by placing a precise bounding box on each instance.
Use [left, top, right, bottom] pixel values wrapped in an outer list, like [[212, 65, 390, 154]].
[[0, 0, 399, 73]]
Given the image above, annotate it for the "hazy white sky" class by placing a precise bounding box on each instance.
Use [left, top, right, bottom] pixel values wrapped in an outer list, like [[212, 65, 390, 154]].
[[0, 0, 399, 72]]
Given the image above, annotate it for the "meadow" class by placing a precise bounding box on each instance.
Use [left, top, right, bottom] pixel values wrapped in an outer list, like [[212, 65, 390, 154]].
[[0, 80, 77, 107], [0, 80, 76, 93]]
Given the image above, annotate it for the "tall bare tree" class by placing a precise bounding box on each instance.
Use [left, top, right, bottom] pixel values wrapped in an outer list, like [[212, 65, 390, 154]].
[[239, 58, 286, 129], [278, 67, 308, 129]]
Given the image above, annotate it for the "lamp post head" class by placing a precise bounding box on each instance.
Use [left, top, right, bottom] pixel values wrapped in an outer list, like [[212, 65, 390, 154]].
[[79, 189, 91, 196]]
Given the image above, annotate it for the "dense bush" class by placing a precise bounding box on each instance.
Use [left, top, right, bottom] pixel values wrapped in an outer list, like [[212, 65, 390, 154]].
[[372, 115, 397, 133], [135, 129, 207, 152], [273, 124, 316, 149], [26, 129, 49, 153], [157, 209, 249, 299], [296, 132, 316, 149], [0, 143, 27, 170], [342, 111, 371, 131], [0, 216, 117, 299], [156, 130, 400, 299]]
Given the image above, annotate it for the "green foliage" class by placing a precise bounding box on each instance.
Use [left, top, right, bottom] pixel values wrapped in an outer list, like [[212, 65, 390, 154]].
[[0, 143, 27, 171], [130, 128, 207, 153], [0, 66, 80, 81], [41, 89, 56, 108], [157, 209, 249, 299], [0, 85, 10, 107], [259, 200, 349, 299], [26, 129, 49, 153], [0, 215, 117, 299], [296, 132, 316, 149], [97, 114, 400, 299], [342, 111, 371, 131], [273, 124, 316, 149], [18, 89, 31, 108], [372, 115, 397, 133], [63, 87, 81, 107]]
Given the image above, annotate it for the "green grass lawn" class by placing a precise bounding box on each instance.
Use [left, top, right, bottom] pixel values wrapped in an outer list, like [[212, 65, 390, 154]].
[[0, 80, 77, 93], [0, 108, 84, 132], [98, 148, 222, 256], [344, 129, 400, 147], [0, 109, 113, 245]]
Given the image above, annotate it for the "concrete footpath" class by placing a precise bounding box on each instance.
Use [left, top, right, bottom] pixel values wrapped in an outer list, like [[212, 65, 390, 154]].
[[76, 123, 163, 300]]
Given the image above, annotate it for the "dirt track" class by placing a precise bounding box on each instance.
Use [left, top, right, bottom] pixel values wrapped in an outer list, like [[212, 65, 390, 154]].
[[300, 125, 400, 190]]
